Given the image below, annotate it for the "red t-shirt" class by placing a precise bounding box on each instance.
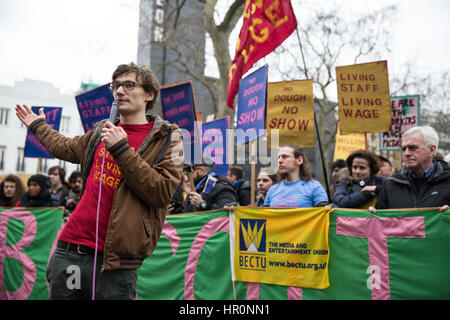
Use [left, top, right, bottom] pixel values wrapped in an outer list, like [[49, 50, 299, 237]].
[[59, 122, 153, 251]]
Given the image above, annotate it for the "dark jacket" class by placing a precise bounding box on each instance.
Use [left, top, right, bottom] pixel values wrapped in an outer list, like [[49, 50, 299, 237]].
[[168, 186, 185, 214], [184, 174, 237, 212], [0, 197, 15, 207], [17, 191, 59, 208], [375, 160, 450, 209], [51, 184, 70, 206], [29, 115, 183, 270], [333, 168, 387, 209], [233, 179, 251, 206]]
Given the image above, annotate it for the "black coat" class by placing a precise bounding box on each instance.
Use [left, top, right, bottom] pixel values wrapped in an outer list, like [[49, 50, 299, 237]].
[[184, 174, 238, 212], [234, 179, 251, 206], [18, 190, 59, 208], [375, 160, 450, 209], [333, 172, 386, 209]]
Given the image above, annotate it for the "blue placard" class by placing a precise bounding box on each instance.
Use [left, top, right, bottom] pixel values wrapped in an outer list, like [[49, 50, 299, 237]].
[[202, 117, 229, 177], [235, 65, 268, 145], [24, 107, 62, 159], [75, 84, 115, 133], [161, 81, 199, 164]]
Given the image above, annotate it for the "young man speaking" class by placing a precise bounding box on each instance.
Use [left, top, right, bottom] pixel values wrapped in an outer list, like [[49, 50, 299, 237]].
[[15, 63, 184, 300]]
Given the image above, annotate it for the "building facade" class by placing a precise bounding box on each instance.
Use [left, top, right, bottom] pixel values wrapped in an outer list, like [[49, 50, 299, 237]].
[[0, 79, 84, 181]]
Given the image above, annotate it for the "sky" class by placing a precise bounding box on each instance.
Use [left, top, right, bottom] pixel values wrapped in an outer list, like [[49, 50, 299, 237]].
[[0, 0, 449, 96]]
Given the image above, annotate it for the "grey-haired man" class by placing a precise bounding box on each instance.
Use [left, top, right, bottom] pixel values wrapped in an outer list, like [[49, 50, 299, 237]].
[[372, 126, 449, 213]]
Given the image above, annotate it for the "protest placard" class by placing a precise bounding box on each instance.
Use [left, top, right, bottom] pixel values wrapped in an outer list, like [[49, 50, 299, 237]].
[[75, 84, 115, 133], [336, 60, 391, 134], [161, 81, 200, 165], [379, 95, 420, 151], [333, 124, 366, 161], [267, 80, 315, 147], [201, 117, 229, 177], [24, 107, 62, 159], [235, 65, 268, 145]]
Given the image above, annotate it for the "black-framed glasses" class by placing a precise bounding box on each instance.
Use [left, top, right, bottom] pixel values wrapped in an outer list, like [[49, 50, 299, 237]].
[[110, 80, 143, 93]]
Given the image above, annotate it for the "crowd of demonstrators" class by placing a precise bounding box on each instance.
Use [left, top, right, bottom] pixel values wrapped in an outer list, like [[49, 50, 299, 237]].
[[0, 174, 26, 207], [332, 150, 387, 209], [255, 167, 279, 207], [227, 166, 251, 206], [372, 126, 449, 213], [183, 156, 238, 212], [0, 168, 84, 212]]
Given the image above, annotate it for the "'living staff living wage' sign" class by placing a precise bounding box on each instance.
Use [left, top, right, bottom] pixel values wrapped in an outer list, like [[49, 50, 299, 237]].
[[75, 84, 115, 133], [267, 80, 315, 147], [336, 61, 391, 135]]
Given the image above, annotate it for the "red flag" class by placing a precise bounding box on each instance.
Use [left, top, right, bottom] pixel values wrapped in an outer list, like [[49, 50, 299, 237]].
[[226, 0, 298, 109]]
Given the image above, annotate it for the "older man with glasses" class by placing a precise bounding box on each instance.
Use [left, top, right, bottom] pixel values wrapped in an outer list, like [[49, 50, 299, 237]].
[[370, 126, 449, 213]]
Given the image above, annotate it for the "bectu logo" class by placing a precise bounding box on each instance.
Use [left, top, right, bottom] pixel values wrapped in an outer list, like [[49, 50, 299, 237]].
[[239, 219, 266, 252]]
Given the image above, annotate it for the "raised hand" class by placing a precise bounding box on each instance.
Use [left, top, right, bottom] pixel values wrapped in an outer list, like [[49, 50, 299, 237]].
[[15, 104, 46, 128]]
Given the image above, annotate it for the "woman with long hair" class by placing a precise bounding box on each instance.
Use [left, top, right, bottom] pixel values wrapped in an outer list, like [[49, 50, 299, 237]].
[[0, 174, 26, 207], [333, 150, 387, 209]]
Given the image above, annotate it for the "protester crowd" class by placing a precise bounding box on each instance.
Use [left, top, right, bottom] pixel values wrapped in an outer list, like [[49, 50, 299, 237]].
[[167, 125, 449, 214], [0, 165, 83, 221], [2, 126, 449, 217]]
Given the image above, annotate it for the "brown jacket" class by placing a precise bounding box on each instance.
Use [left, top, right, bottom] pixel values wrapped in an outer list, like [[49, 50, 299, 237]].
[[30, 115, 184, 270]]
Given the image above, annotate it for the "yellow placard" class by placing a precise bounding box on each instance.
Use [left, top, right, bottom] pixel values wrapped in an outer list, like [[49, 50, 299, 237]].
[[333, 124, 366, 161], [336, 60, 391, 134], [267, 80, 315, 148], [233, 207, 330, 289]]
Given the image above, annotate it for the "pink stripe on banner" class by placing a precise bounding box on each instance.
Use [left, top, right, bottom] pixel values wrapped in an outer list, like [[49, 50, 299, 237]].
[[336, 216, 425, 300], [287, 286, 303, 300], [162, 221, 180, 256], [0, 210, 37, 300], [246, 282, 260, 300], [184, 217, 229, 300], [247, 283, 303, 300]]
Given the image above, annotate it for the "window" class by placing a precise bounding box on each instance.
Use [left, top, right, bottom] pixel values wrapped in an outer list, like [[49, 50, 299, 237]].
[[16, 148, 25, 172], [0, 107, 9, 125], [58, 159, 67, 171], [38, 159, 48, 173], [61, 116, 70, 134], [0, 146, 5, 170]]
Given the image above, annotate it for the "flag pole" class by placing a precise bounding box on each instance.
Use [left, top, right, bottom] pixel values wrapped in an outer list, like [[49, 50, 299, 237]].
[[294, 27, 331, 201]]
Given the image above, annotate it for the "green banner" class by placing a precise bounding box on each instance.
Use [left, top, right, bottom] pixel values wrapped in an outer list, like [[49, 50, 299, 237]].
[[137, 208, 450, 300], [1, 207, 449, 300], [0, 207, 64, 300]]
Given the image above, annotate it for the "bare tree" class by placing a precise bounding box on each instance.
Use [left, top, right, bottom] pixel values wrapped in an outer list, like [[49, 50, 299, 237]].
[[267, 2, 397, 182], [156, 0, 244, 118]]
